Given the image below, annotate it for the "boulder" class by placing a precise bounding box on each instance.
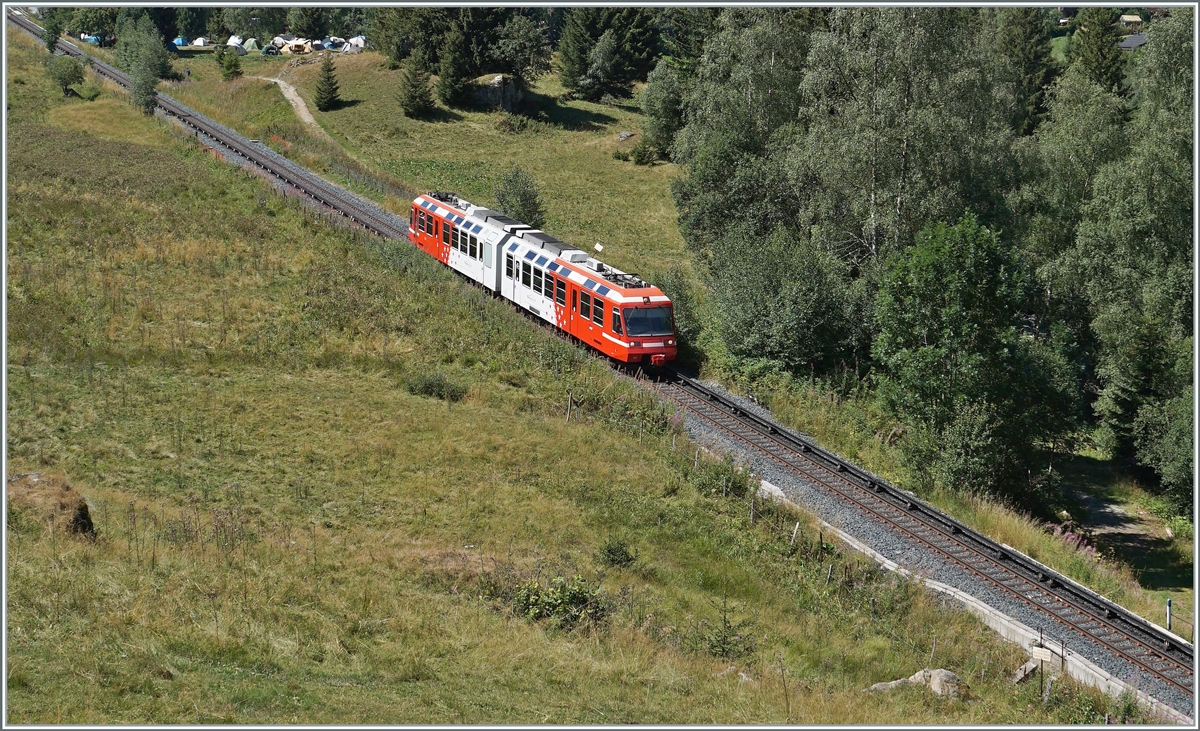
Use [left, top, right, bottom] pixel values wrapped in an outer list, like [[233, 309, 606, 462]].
[[868, 668, 970, 699], [473, 75, 523, 112]]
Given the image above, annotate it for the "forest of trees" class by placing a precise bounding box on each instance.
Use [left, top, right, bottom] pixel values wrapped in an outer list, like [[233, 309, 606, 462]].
[[647, 7, 1192, 516]]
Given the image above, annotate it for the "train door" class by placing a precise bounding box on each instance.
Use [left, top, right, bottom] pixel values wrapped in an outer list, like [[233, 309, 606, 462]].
[[569, 286, 579, 334], [502, 250, 516, 301]]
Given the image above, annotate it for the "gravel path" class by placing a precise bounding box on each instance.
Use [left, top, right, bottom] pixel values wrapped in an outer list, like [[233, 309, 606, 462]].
[[675, 380, 1194, 720]]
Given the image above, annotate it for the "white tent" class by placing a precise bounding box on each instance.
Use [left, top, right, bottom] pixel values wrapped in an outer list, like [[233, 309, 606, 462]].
[[348, 35, 365, 48], [226, 35, 243, 46], [329, 36, 345, 45], [272, 36, 287, 47], [192, 37, 210, 46], [341, 43, 361, 54]]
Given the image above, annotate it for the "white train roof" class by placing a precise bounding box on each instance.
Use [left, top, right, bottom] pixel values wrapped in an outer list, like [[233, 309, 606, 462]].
[[418, 192, 668, 303]]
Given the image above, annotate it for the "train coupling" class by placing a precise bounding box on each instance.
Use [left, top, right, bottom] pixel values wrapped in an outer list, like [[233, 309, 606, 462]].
[[650, 354, 666, 366]]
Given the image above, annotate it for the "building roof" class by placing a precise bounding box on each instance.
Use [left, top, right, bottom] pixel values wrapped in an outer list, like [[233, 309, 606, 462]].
[[1119, 33, 1147, 50]]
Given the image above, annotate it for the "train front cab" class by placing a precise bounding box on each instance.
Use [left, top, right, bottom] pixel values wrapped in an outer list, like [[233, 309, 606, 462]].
[[617, 301, 678, 366], [567, 286, 677, 365]]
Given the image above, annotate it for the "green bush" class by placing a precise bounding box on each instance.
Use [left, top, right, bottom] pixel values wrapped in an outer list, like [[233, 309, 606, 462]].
[[630, 140, 656, 165], [611, 150, 630, 161], [512, 575, 609, 628], [403, 371, 467, 402], [597, 537, 636, 568]]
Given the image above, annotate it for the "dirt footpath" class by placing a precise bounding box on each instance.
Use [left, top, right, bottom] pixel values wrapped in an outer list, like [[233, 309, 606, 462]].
[[250, 75, 327, 135]]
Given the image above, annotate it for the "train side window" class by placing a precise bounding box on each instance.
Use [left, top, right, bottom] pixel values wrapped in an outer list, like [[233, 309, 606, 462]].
[[555, 278, 566, 306], [580, 291, 592, 320], [417, 210, 426, 233], [521, 261, 531, 287], [612, 309, 623, 334], [442, 222, 451, 246], [572, 289, 577, 312], [532, 268, 543, 295], [469, 234, 478, 259], [505, 253, 514, 279], [593, 299, 605, 326]]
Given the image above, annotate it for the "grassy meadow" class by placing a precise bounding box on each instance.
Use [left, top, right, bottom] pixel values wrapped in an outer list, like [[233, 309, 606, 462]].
[[3, 30, 1169, 723]]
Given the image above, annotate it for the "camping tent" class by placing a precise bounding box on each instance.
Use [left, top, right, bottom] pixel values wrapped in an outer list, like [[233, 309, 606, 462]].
[[340, 43, 361, 54], [172, 36, 187, 46], [243, 38, 260, 52], [287, 39, 312, 54], [192, 37, 209, 46], [272, 36, 287, 47], [348, 35, 365, 48], [227, 43, 248, 56], [226, 35, 243, 47]]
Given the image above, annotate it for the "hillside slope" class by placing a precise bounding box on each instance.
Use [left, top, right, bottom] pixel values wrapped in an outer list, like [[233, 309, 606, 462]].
[[5, 29, 1140, 724]]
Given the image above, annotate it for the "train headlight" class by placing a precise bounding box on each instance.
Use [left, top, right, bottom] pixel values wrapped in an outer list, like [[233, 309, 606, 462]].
[[667, 339, 676, 346]]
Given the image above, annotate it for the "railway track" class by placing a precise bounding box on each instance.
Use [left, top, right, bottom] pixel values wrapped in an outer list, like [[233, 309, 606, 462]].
[[637, 368, 1194, 706], [10, 9, 1194, 716]]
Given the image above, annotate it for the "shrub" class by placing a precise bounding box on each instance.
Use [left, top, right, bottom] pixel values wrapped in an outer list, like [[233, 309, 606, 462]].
[[597, 537, 636, 568], [611, 150, 630, 161], [630, 140, 656, 165], [512, 575, 609, 628], [403, 372, 467, 402], [494, 112, 549, 135]]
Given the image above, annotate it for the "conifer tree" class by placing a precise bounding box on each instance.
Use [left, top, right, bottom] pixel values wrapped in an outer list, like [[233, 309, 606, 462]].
[[1070, 7, 1125, 94], [436, 26, 473, 104], [994, 7, 1056, 135], [221, 49, 242, 81], [398, 48, 435, 117], [314, 52, 340, 111], [558, 8, 598, 90], [611, 8, 658, 83]]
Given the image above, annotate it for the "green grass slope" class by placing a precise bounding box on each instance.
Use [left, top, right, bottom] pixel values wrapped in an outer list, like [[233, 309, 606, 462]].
[[6, 31, 1148, 724]]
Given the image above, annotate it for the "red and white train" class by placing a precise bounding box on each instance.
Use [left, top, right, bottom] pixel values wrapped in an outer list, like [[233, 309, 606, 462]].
[[408, 192, 678, 365]]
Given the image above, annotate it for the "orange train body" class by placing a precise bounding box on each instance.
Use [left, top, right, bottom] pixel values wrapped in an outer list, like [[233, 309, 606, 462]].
[[408, 192, 678, 365]]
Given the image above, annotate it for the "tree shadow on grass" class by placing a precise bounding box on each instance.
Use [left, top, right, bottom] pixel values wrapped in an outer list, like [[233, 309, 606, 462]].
[[518, 90, 618, 131], [330, 98, 361, 111], [414, 106, 464, 124]]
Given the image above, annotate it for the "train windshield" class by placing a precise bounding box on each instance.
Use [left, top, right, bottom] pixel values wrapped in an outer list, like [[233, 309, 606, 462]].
[[623, 307, 674, 337]]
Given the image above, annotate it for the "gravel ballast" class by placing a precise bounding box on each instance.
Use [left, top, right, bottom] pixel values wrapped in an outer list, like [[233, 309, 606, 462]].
[[676, 380, 1194, 720]]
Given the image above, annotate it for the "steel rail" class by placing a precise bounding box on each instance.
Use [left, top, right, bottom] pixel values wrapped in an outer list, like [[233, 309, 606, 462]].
[[642, 369, 1194, 699]]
